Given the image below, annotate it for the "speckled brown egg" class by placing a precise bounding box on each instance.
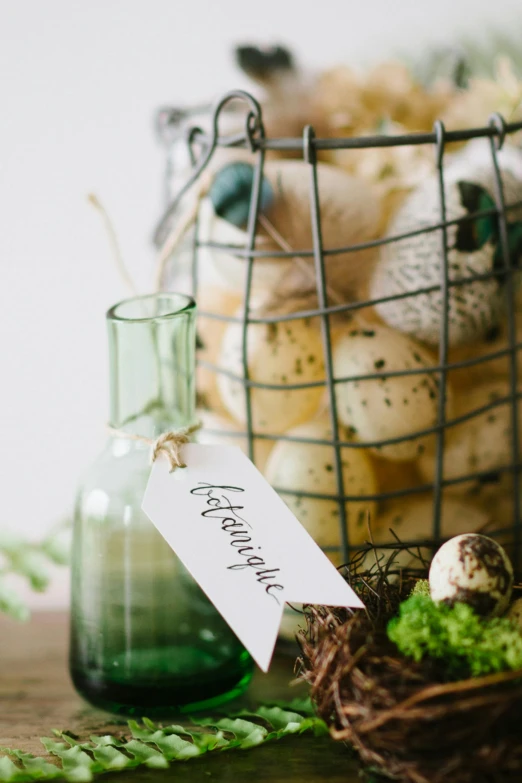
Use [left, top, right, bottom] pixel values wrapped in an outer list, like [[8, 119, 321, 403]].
[[333, 324, 446, 461], [217, 314, 325, 434], [429, 533, 513, 617], [264, 418, 378, 565]]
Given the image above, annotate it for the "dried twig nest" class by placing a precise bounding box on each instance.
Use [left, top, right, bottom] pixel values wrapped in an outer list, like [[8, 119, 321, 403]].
[[297, 551, 522, 783]]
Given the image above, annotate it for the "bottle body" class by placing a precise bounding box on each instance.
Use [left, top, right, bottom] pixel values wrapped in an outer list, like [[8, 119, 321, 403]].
[[70, 294, 253, 716]]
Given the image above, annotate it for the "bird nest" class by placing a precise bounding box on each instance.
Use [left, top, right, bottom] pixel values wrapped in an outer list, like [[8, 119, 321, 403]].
[[297, 548, 522, 783]]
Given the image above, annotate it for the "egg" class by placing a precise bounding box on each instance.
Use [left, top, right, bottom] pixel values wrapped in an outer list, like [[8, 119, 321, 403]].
[[364, 495, 496, 572], [202, 159, 380, 299], [370, 163, 522, 347], [370, 455, 421, 497], [478, 488, 520, 570], [217, 314, 325, 434], [481, 490, 521, 542], [196, 409, 274, 472], [429, 533, 513, 617], [333, 324, 446, 461], [196, 197, 280, 297], [418, 380, 517, 497], [507, 597, 522, 630], [448, 311, 522, 391], [264, 418, 378, 565], [195, 285, 242, 413]]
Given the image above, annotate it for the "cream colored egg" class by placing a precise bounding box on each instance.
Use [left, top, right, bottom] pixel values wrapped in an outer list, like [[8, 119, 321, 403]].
[[333, 324, 444, 461], [206, 160, 380, 298], [217, 315, 325, 434], [448, 311, 522, 391], [418, 380, 516, 497], [264, 419, 378, 565], [477, 490, 518, 566], [374, 495, 495, 542], [370, 455, 421, 497], [197, 197, 284, 295], [481, 490, 520, 536], [195, 285, 242, 413], [364, 495, 496, 572], [196, 409, 274, 472]]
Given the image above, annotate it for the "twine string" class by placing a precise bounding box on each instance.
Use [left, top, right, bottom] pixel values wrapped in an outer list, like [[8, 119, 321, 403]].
[[88, 194, 140, 298], [107, 422, 201, 473], [155, 198, 202, 292]]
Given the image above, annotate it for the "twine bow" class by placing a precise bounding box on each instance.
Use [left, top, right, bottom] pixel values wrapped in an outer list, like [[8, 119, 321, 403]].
[[107, 422, 201, 473]]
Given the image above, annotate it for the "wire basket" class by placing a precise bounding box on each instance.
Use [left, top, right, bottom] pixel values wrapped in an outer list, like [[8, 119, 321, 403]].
[[153, 89, 522, 571]]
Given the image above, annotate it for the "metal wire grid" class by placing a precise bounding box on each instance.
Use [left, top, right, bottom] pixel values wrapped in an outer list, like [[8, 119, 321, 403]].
[[155, 89, 522, 566]]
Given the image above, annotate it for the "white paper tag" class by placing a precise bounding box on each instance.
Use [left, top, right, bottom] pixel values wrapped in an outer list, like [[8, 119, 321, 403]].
[[142, 444, 364, 672]]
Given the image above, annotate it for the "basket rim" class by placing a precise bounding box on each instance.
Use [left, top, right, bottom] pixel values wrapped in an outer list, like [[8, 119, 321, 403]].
[[157, 89, 522, 150]]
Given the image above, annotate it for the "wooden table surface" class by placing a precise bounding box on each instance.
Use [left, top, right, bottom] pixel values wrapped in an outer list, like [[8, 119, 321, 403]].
[[0, 613, 358, 783]]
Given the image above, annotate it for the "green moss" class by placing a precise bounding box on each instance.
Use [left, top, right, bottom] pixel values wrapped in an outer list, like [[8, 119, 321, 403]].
[[387, 595, 522, 678], [410, 579, 430, 598]]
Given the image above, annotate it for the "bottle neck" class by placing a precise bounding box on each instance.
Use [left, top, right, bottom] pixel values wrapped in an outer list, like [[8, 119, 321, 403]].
[[107, 294, 197, 439]]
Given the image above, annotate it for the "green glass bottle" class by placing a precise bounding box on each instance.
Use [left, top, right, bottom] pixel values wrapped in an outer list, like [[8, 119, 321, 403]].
[[70, 293, 253, 716]]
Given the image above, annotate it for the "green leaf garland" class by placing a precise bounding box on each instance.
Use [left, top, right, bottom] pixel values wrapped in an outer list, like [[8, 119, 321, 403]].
[[0, 701, 327, 782]]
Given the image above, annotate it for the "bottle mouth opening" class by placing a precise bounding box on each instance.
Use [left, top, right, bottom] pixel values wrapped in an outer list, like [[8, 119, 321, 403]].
[[107, 293, 196, 323]]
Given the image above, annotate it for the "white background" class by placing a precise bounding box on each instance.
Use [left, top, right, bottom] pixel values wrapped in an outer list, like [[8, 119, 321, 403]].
[[1, 0, 521, 608]]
